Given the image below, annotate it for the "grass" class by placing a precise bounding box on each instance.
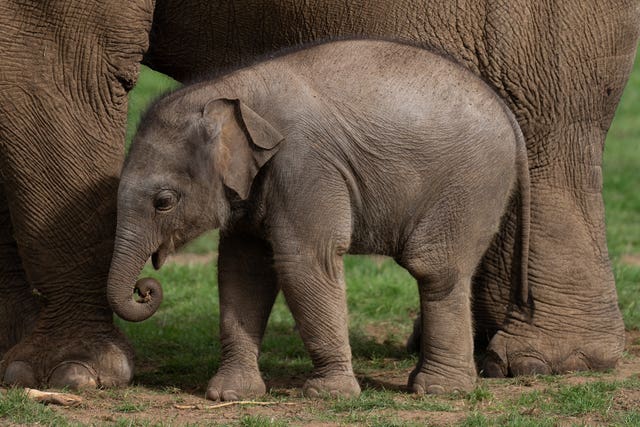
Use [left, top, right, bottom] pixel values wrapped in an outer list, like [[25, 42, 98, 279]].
[[125, 66, 180, 146], [237, 415, 290, 426], [464, 379, 640, 425], [328, 390, 456, 413], [2, 47, 640, 426], [0, 388, 75, 426]]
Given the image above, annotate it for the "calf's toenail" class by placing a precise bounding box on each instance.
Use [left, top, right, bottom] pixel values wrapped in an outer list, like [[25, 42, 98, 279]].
[[206, 389, 221, 401], [221, 390, 240, 401], [304, 386, 320, 398]]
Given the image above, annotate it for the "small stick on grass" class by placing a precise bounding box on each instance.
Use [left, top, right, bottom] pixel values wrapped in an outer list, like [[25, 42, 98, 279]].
[[25, 388, 83, 406], [174, 401, 296, 410]]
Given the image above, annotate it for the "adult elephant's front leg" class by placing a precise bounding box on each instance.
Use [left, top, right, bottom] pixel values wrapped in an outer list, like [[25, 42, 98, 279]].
[[0, 0, 154, 388], [0, 185, 39, 363], [207, 232, 279, 401], [0, 149, 135, 388]]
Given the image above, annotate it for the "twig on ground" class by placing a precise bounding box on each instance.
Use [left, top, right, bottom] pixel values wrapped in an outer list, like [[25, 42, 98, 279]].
[[25, 388, 83, 406], [174, 401, 296, 410]]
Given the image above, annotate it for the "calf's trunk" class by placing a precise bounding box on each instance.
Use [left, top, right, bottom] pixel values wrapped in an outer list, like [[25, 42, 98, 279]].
[[107, 227, 163, 322]]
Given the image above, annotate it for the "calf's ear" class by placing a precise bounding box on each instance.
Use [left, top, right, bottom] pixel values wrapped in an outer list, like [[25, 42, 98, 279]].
[[202, 98, 284, 200]]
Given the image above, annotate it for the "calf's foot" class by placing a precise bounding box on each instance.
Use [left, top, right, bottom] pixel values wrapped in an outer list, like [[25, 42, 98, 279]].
[[206, 367, 266, 401], [408, 364, 475, 395], [303, 372, 361, 398]]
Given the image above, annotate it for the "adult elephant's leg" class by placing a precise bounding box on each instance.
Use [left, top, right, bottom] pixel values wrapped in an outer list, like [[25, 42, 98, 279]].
[[0, 158, 134, 388], [480, 125, 625, 375], [0, 185, 40, 364], [472, 2, 640, 375], [0, 0, 154, 388], [408, 0, 639, 374]]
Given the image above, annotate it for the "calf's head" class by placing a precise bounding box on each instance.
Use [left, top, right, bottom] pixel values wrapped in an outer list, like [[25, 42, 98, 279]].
[[107, 97, 284, 322]]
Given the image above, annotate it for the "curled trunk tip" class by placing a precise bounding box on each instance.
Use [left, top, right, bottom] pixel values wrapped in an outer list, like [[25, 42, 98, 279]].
[[109, 277, 164, 322]]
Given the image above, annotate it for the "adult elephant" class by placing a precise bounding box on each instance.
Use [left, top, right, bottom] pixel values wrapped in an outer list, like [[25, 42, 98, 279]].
[[1, 0, 639, 389]]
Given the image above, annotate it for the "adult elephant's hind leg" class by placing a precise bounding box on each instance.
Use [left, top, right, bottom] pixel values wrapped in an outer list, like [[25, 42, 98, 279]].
[[471, 3, 639, 377], [0, 184, 40, 382], [478, 124, 626, 378]]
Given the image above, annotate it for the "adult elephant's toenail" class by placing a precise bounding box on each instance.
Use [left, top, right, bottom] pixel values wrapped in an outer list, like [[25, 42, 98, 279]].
[[510, 356, 551, 376], [94, 348, 133, 387], [3, 361, 37, 387], [48, 361, 98, 389], [561, 353, 590, 373], [411, 383, 425, 394], [426, 384, 446, 395], [482, 354, 507, 378]]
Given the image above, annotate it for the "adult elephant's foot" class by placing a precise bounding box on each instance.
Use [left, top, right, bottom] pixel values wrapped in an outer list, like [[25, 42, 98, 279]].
[[303, 372, 361, 398], [472, 158, 627, 378], [206, 367, 266, 401], [481, 311, 624, 378], [0, 323, 134, 389]]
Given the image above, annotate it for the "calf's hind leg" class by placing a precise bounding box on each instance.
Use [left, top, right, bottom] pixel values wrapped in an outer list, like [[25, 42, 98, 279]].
[[400, 196, 506, 394], [403, 260, 477, 394]]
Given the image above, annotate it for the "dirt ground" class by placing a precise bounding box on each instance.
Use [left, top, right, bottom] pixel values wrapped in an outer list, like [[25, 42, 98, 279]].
[[1, 330, 637, 426]]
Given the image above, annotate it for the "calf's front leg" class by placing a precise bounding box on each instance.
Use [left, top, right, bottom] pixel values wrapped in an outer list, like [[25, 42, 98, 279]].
[[207, 232, 279, 401], [273, 239, 361, 398]]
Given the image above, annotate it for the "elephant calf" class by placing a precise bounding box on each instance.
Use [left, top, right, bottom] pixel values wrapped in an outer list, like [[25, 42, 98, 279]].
[[108, 39, 530, 400]]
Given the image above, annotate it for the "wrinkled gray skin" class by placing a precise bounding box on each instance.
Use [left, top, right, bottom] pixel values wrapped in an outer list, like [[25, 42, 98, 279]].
[[109, 40, 531, 399]]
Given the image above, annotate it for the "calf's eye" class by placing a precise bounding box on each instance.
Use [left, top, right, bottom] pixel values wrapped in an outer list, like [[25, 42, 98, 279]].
[[154, 190, 179, 212]]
